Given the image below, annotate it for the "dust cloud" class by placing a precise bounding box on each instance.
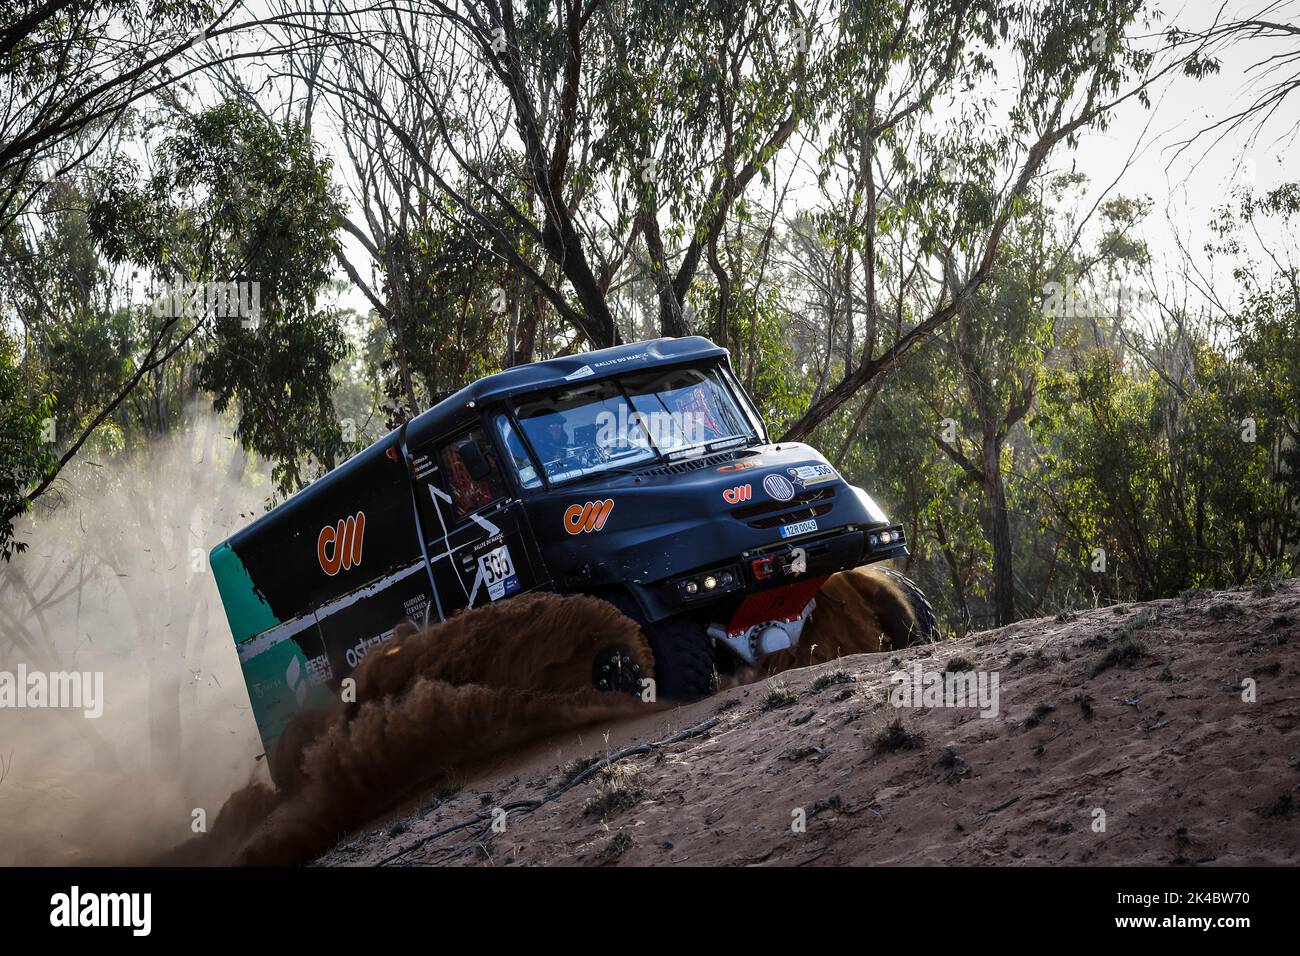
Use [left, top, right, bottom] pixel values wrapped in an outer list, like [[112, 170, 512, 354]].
[[166, 593, 658, 866], [0, 412, 269, 864]]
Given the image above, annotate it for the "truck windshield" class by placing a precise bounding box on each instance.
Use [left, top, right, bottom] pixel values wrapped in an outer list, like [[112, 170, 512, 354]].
[[510, 364, 754, 486], [619, 366, 753, 456]]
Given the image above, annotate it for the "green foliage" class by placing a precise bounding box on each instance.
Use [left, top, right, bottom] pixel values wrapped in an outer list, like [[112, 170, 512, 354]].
[[0, 1, 219, 230], [89, 101, 348, 495], [1, 179, 139, 445], [590, 0, 811, 226], [1039, 329, 1299, 599], [697, 281, 808, 435], [834, 350, 989, 633], [373, 187, 517, 419], [0, 339, 56, 559]]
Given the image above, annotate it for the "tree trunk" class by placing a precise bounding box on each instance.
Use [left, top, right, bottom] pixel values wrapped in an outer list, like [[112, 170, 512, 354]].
[[982, 438, 1015, 626]]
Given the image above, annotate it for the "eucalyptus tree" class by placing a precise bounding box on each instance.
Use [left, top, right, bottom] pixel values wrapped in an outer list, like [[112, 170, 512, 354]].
[[780, 0, 1162, 442]]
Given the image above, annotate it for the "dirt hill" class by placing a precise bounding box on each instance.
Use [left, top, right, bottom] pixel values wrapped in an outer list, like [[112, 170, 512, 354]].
[[316, 581, 1300, 866]]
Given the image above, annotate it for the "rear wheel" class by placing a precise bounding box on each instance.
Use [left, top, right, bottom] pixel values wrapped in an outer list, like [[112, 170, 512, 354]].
[[878, 568, 937, 646]]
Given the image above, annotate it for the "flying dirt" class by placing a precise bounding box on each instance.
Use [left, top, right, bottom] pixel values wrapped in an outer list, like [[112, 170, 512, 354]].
[[166, 568, 914, 866], [771, 566, 930, 669], [166, 593, 656, 865]]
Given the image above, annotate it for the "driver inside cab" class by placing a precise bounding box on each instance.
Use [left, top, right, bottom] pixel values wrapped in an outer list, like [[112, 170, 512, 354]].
[[530, 409, 570, 466]]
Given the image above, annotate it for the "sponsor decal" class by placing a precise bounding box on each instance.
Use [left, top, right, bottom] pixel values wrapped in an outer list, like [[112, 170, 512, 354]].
[[789, 463, 837, 486], [478, 544, 521, 601], [564, 499, 615, 534], [345, 631, 394, 671], [318, 511, 365, 576], [285, 656, 308, 706], [762, 473, 796, 502], [722, 483, 752, 504], [285, 654, 333, 706], [717, 460, 758, 472], [590, 351, 648, 369], [563, 352, 650, 381], [779, 517, 818, 539]]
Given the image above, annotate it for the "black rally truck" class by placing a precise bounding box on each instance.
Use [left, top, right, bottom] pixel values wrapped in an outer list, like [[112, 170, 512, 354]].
[[211, 336, 931, 777]]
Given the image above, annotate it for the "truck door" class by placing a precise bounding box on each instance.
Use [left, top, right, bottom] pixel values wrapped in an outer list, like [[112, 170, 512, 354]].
[[406, 424, 547, 613]]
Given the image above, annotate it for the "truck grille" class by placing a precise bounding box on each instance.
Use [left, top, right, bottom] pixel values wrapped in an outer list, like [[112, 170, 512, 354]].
[[745, 502, 835, 530], [730, 486, 835, 522]]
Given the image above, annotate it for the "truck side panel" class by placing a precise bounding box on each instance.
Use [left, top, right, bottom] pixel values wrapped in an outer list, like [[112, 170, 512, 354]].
[[235, 613, 334, 751], [212, 442, 435, 778], [223, 445, 423, 622]]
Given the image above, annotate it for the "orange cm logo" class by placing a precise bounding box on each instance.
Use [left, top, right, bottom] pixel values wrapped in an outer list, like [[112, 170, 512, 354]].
[[564, 499, 614, 535], [723, 484, 752, 504], [318, 511, 365, 576]]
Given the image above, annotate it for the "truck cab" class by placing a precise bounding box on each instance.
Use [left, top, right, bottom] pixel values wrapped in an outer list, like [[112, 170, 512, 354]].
[[211, 337, 922, 777]]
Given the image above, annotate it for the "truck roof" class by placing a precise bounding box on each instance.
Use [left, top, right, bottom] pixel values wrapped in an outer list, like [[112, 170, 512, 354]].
[[215, 336, 728, 553], [404, 335, 728, 446]]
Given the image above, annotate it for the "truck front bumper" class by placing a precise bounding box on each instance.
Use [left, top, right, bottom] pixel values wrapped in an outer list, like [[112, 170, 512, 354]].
[[631, 522, 908, 621]]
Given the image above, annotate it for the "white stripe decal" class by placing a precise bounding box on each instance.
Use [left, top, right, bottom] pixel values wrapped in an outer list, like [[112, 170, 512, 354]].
[[427, 485, 471, 599], [429, 483, 502, 537], [236, 558, 428, 662], [467, 563, 485, 607]]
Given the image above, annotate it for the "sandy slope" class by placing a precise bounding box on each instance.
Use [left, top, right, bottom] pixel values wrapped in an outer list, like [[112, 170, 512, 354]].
[[316, 581, 1300, 866]]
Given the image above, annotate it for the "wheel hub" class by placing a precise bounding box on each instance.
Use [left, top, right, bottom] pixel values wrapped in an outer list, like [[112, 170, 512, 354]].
[[593, 647, 642, 694]]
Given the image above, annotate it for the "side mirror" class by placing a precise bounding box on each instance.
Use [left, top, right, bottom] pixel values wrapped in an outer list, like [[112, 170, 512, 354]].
[[456, 437, 492, 481]]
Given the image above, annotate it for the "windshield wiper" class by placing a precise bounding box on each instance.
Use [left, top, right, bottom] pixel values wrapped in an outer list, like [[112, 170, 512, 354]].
[[561, 462, 649, 486]]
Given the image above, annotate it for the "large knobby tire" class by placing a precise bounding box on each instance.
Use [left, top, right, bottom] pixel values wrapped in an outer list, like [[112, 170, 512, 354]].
[[642, 614, 717, 702], [878, 568, 938, 646]]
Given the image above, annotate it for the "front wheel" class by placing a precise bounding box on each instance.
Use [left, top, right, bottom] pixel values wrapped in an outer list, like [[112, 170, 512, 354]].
[[591, 644, 644, 694], [642, 614, 717, 701], [799, 566, 936, 660]]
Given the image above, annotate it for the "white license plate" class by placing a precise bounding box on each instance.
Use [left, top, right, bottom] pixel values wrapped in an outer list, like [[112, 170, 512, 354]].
[[779, 518, 818, 539]]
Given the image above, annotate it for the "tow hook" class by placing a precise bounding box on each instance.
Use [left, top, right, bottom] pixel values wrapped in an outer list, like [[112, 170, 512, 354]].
[[750, 546, 807, 581]]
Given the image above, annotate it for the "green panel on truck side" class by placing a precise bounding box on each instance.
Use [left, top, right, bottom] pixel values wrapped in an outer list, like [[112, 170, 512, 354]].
[[237, 628, 335, 753], [210, 542, 280, 642]]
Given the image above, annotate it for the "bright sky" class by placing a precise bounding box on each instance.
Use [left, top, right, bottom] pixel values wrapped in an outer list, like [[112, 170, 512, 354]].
[[1079, 0, 1300, 310], [314, 0, 1300, 328]]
